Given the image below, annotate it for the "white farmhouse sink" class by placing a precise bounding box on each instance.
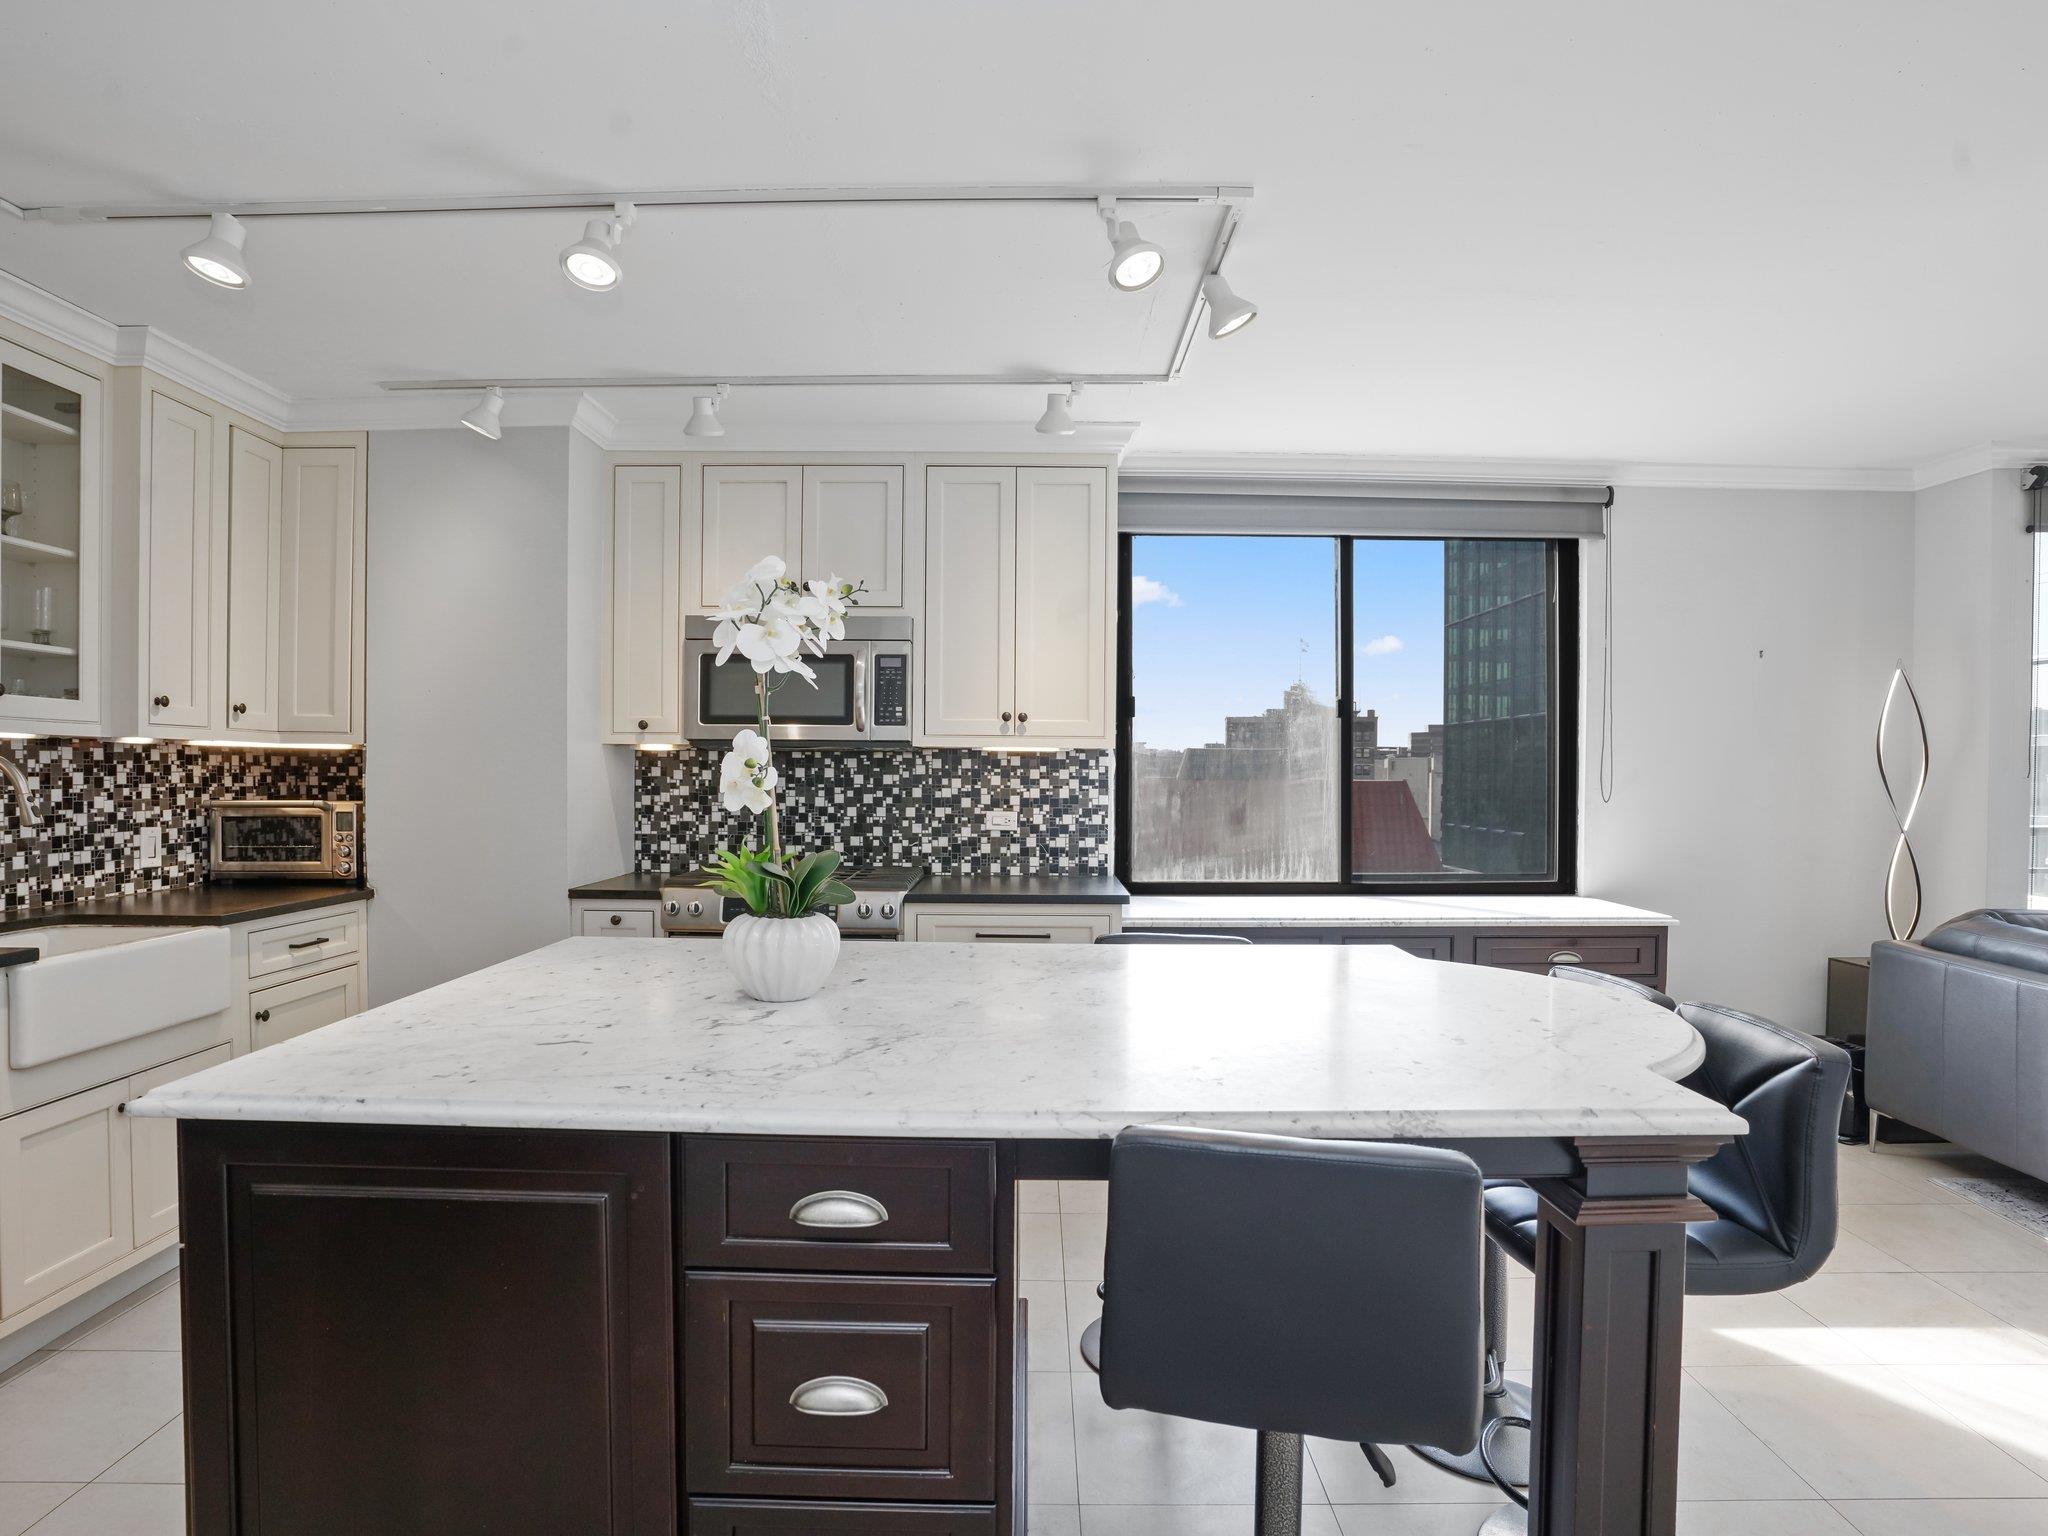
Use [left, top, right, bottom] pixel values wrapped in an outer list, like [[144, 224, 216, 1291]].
[[5, 926, 230, 1069]]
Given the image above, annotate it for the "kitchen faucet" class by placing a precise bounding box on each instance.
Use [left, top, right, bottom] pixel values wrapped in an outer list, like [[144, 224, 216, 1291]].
[[0, 750, 43, 828]]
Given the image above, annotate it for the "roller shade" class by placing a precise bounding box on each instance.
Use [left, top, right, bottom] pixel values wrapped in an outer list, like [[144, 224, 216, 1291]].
[[1117, 475, 1612, 538]]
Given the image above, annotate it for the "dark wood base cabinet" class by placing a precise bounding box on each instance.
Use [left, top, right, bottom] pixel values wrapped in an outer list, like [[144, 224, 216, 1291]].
[[178, 1122, 1016, 1536]]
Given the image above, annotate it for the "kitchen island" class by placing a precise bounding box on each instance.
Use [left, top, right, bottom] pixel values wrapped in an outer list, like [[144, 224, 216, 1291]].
[[135, 937, 1740, 1536]]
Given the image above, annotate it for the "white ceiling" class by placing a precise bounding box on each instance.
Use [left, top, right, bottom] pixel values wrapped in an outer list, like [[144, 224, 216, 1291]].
[[4, 1, 2048, 473]]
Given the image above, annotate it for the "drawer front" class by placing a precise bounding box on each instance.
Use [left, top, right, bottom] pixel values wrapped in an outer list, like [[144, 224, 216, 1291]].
[[1472, 930, 1663, 980], [910, 914, 1110, 944], [247, 906, 363, 980], [688, 1499, 999, 1536], [579, 906, 657, 937], [684, 1274, 996, 1501], [1338, 931, 1454, 961], [684, 1139, 995, 1274]]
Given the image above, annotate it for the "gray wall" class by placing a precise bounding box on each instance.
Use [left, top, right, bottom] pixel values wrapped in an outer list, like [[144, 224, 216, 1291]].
[[365, 426, 630, 1005]]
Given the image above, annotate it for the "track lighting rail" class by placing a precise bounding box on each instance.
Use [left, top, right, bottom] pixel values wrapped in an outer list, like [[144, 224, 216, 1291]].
[[379, 373, 1161, 392]]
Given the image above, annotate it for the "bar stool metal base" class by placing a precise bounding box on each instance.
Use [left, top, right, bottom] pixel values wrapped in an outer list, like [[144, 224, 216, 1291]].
[[1477, 1503, 1525, 1535], [1256, 1431, 1303, 1536]]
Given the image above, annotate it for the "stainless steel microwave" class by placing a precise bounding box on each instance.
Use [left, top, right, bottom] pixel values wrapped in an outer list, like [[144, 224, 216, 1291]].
[[208, 800, 360, 880], [683, 614, 912, 745]]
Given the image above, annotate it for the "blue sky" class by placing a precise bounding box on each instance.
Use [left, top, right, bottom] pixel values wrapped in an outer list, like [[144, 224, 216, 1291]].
[[1130, 536, 1447, 751]]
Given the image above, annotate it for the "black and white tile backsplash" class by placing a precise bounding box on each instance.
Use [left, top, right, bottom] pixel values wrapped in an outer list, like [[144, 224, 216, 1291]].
[[635, 747, 1112, 876], [0, 738, 364, 911]]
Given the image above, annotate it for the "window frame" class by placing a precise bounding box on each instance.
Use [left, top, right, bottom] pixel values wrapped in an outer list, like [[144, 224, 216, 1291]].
[[1113, 531, 1581, 896]]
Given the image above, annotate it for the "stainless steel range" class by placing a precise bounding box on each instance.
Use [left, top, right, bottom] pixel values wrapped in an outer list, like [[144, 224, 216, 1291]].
[[660, 864, 924, 940]]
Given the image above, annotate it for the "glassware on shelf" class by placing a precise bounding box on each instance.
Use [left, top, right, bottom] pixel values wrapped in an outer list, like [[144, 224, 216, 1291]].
[[28, 586, 53, 646], [0, 481, 22, 533]]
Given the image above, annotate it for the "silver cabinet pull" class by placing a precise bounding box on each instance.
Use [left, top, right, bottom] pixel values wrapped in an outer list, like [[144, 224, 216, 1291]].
[[789, 1189, 890, 1228], [1548, 950, 1583, 965], [789, 1375, 889, 1416]]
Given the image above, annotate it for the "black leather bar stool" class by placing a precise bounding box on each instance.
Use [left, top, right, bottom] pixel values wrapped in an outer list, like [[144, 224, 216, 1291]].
[[1470, 1002, 1851, 1533], [1095, 931, 1255, 944], [1084, 1125, 1489, 1536], [1543, 964, 1677, 1011]]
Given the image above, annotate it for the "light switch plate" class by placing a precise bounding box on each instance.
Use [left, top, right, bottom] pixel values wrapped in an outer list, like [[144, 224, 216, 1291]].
[[985, 809, 1020, 832], [135, 826, 162, 871]]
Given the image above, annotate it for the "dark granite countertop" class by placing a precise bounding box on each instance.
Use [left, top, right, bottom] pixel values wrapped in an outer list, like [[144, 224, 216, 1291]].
[[904, 874, 1130, 906], [568, 872, 671, 900], [0, 881, 372, 935]]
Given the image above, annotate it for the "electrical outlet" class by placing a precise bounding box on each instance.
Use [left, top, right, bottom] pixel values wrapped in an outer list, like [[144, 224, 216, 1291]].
[[135, 826, 162, 871], [985, 808, 1020, 832]]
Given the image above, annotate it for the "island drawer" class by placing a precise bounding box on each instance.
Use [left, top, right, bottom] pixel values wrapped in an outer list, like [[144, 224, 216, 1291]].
[[683, 1138, 995, 1274], [683, 1273, 997, 1502], [687, 1498, 1000, 1535], [1470, 929, 1664, 982]]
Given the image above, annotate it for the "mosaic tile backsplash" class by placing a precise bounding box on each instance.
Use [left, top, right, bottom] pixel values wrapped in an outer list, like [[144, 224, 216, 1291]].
[[635, 747, 1113, 876], [0, 737, 364, 911]]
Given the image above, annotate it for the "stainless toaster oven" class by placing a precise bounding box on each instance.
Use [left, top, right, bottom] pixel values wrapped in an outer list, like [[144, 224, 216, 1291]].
[[207, 800, 360, 880]]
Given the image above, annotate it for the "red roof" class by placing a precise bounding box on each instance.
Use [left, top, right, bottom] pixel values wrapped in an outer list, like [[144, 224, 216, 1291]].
[[1351, 781, 1444, 874]]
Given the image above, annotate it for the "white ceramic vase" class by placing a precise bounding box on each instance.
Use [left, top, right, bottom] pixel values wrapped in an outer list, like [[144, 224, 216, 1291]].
[[723, 912, 841, 1002]]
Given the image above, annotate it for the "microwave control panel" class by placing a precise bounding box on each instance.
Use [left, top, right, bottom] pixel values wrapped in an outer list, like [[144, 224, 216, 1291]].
[[873, 654, 909, 728]]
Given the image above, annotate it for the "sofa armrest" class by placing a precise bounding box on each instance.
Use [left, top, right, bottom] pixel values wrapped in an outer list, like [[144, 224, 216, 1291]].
[[1867, 941, 1948, 1131]]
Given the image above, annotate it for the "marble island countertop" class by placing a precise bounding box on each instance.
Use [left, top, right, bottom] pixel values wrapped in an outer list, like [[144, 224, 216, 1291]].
[[132, 938, 1738, 1142]]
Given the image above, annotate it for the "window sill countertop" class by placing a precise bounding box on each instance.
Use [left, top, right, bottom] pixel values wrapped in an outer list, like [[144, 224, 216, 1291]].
[[1125, 894, 1676, 929]]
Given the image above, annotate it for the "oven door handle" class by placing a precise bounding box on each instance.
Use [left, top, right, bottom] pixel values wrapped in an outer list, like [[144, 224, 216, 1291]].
[[853, 651, 868, 735]]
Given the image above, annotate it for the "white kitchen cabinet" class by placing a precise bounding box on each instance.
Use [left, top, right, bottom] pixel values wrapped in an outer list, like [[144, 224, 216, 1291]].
[[0, 336, 101, 728], [0, 1078, 134, 1318], [127, 1043, 231, 1246], [143, 391, 217, 731], [905, 903, 1121, 944], [1014, 467, 1111, 742], [801, 465, 904, 608], [225, 428, 283, 732], [923, 466, 1016, 739], [277, 446, 359, 735], [609, 466, 682, 739], [700, 465, 802, 607], [922, 465, 1112, 748], [249, 963, 362, 1052]]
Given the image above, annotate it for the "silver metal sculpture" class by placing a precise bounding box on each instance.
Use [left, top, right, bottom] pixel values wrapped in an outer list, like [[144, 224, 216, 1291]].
[[1876, 665, 1929, 941]]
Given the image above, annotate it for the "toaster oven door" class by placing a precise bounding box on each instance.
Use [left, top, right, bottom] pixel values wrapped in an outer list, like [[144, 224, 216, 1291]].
[[212, 808, 333, 875]]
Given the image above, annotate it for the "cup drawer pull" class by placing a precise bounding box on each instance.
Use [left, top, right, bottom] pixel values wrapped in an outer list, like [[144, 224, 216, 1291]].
[[789, 1374, 890, 1417], [789, 1189, 890, 1229], [1548, 950, 1583, 965]]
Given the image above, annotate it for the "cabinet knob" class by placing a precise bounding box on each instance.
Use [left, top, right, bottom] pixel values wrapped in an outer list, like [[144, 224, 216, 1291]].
[[232, 702, 247, 716], [609, 914, 623, 926], [637, 718, 649, 731], [153, 694, 171, 709], [1017, 712, 1029, 725], [254, 1009, 271, 1023], [1000, 711, 1012, 723]]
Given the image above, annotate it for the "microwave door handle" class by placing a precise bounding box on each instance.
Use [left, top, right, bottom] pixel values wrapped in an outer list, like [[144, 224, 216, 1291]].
[[853, 651, 868, 734]]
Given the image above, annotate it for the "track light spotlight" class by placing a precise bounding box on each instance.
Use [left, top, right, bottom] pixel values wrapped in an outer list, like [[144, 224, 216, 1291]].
[[1035, 387, 1079, 436], [560, 202, 637, 291], [1202, 273, 1258, 338], [459, 387, 505, 440], [684, 387, 728, 438], [181, 213, 251, 289], [1099, 199, 1163, 292]]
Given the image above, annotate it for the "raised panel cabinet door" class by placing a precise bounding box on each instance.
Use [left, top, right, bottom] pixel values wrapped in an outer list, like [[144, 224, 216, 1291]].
[[249, 964, 362, 1052], [802, 465, 905, 608], [278, 447, 359, 735], [611, 466, 682, 736], [924, 467, 1015, 738], [128, 1043, 232, 1246], [0, 1079, 134, 1318], [225, 429, 284, 732], [702, 466, 803, 608], [145, 391, 217, 730], [1014, 467, 1109, 743]]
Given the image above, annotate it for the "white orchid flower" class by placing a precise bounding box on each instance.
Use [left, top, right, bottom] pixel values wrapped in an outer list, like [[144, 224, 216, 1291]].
[[737, 554, 786, 594], [719, 730, 778, 815]]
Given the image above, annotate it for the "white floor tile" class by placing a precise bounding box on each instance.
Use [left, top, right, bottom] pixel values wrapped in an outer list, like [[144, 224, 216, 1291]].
[[66, 1287, 180, 1352], [1065, 1280, 1102, 1367], [1884, 1363, 2048, 1479], [1676, 1502, 1857, 1535], [1927, 1272, 2048, 1341], [0, 1485, 77, 1536], [96, 1417, 183, 1484], [0, 1351, 182, 1481], [13, 1482, 183, 1536], [1020, 1213, 1065, 1281], [1028, 1373, 1079, 1505], [1028, 1505, 1082, 1536], [1061, 1214, 1107, 1285], [1833, 1498, 2048, 1536], [1019, 1180, 1062, 1214], [1021, 1282, 1071, 1374], [1688, 1363, 2048, 1499], [1333, 1507, 1510, 1536], [1784, 1273, 2048, 1365], [1675, 1372, 1817, 1501], [1838, 1204, 2048, 1273], [1074, 1376, 1321, 1505], [1683, 1291, 1872, 1368], [1306, 1442, 1497, 1505], [1818, 1231, 1912, 1274], [1834, 1153, 1954, 1207], [1087, 1506, 1340, 1536], [1058, 1181, 1108, 1214]]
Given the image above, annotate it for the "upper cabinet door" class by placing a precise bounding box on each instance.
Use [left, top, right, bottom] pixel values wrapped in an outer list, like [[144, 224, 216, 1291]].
[[278, 446, 359, 735], [924, 466, 1016, 739], [1014, 467, 1111, 742], [225, 429, 283, 733], [801, 465, 904, 608], [610, 466, 681, 737], [144, 392, 217, 731], [700, 466, 802, 608]]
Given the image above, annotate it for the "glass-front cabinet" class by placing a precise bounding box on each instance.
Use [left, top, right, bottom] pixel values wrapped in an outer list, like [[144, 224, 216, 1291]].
[[0, 337, 99, 725]]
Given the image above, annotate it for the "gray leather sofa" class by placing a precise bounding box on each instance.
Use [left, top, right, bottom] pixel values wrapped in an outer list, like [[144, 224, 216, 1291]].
[[1868, 909, 2048, 1181]]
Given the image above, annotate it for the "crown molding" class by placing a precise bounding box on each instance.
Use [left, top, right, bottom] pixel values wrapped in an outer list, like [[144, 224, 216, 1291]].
[[1119, 451, 1917, 495], [1907, 442, 2048, 492], [111, 324, 291, 429], [286, 387, 599, 434], [0, 265, 119, 361], [596, 416, 1139, 455]]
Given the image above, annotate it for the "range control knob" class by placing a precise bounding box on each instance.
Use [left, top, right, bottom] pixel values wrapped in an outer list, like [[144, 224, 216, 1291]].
[[856, 902, 873, 919], [664, 900, 680, 916], [879, 902, 896, 920], [687, 900, 704, 918]]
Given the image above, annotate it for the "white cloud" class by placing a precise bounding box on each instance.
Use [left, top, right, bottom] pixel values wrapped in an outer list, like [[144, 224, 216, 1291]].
[[1362, 634, 1404, 657], [1131, 575, 1183, 608]]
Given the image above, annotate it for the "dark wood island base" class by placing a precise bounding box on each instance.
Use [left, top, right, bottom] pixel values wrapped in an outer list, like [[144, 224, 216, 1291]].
[[177, 1121, 1716, 1536]]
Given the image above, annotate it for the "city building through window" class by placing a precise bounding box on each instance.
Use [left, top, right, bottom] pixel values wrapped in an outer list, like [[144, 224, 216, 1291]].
[[1118, 534, 1576, 892]]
